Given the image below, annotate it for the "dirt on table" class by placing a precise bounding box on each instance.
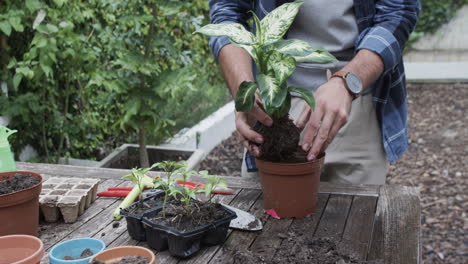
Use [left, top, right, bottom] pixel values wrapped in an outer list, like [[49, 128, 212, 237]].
[[200, 84, 468, 263], [0, 173, 40, 195], [63, 248, 94, 260], [226, 235, 382, 264]]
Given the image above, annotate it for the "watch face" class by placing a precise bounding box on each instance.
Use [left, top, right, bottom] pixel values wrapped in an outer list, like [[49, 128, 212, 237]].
[[345, 73, 363, 95]]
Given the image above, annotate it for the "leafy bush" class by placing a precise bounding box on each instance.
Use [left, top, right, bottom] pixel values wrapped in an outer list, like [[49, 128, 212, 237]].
[[410, 0, 468, 44], [0, 0, 227, 162]]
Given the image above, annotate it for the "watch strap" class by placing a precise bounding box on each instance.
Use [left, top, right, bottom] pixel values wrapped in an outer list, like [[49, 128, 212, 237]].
[[331, 70, 359, 100]]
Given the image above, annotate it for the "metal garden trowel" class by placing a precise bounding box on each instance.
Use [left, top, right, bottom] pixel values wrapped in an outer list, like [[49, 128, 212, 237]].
[[220, 203, 263, 231]]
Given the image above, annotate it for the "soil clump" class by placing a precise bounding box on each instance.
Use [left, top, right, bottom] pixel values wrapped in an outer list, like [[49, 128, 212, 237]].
[[63, 248, 94, 260], [0, 173, 40, 195]]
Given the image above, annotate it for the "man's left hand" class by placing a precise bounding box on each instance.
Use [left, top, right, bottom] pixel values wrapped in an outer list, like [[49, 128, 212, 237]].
[[296, 77, 353, 161]]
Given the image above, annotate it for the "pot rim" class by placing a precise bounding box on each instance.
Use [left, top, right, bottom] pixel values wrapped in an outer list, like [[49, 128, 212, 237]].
[[0, 234, 44, 264], [0, 171, 43, 197], [255, 153, 325, 175], [90, 246, 156, 264]]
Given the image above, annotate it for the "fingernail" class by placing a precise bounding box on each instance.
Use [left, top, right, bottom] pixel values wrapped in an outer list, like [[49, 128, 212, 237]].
[[307, 154, 315, 161], [302, 144, 309, 151], [255, 137, 263, 144], [265, 119, 273, 126]]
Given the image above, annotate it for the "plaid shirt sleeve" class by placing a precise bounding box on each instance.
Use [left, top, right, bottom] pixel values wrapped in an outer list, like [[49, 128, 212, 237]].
[[208, 0, 253, 59], [356, 0, 421, 73]]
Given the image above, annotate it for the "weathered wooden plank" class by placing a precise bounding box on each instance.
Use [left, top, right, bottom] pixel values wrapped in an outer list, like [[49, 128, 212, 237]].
[[48, 181, 133, 250], [39, 179, 124, 250], [207, 191, 265, 264], [269, 194, 329, 261], [18, 162, 380, 196], [368, 185, 421, 264], [108, 231, 139, 247], [314, 194, 353, 240], [339, 196, 378, 260]]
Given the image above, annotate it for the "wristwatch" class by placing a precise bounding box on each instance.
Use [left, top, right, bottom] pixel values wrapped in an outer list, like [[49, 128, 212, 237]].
[[331, 70, 363, 99]]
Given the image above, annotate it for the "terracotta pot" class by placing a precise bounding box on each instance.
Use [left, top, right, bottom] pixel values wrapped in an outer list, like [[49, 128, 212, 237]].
[[0, 171, 43, 236], [256, 155, 324, 218], [89, 246, 156, 264], [0, 235, 44, 264]]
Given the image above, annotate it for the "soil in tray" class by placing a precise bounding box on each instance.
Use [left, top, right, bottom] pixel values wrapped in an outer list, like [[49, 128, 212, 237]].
[[63, 248, 94, 260], [0, 173, 40, 195], [90, 256, 149, 264], [149, 202, 228, 232], [127, 197, 165, 215], [226, 235, 383, 264]]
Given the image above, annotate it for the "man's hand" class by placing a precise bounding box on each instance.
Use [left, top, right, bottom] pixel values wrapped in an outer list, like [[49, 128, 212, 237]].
[[236, 97, 273, 157], [296, 77, 352, 160], [296, 49, 384, 161]]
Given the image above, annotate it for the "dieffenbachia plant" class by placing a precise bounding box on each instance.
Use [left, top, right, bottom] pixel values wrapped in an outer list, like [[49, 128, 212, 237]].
[[196, 1, 336, 119]]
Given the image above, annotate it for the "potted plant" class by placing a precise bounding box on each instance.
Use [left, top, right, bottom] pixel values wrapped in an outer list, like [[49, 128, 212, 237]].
[[0, 171, 43, 236], [196, 1, 336, 218]]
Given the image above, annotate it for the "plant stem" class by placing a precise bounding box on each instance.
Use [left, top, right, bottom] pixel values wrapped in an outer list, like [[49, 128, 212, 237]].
[[138, 126, 149, 168]]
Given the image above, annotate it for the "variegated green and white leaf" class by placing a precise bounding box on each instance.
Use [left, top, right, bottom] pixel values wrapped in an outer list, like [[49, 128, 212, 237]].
[[272, 93, 292, 119], [260, 1, 303, 45], [257, 73, 287, 109], [288, 86, 315, 110], [235, 81, 258, 112], [270, 39, 315, 57], [267, 51, 296, 85], [195, 23, 255, 45], [294, 48, 337, 63]]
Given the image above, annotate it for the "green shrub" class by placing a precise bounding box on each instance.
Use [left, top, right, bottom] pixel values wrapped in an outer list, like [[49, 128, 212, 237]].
[[0, 0, 227, 162]]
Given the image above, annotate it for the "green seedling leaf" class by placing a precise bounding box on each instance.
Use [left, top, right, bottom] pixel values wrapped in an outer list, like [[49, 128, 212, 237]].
[[288, 86, 315, 110], [195, 23, 255, 45], [260, 1, 303, 45], [235, 81, 257, 112], [294, 48, 337, 63], [267, 51, 296, 86], [257, 73, 287, 109], [270, 39, 314, 57]]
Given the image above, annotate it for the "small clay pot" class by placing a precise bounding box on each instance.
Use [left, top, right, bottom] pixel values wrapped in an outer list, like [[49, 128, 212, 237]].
[[256, 154, 324, 218], [89, 246, 156, 264], [0, 235, 44, 264], [0, 171, 43, 236]]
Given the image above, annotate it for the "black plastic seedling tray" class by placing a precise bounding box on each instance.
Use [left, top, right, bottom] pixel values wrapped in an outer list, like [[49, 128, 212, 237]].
[[142, 204, 237, 258], [119, 191, 165, 241]]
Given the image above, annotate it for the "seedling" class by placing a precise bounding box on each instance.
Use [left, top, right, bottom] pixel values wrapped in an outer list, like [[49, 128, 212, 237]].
[[200, 171, 228, 210], [196, 2, 337, 161], [153, 161, 187, 218]]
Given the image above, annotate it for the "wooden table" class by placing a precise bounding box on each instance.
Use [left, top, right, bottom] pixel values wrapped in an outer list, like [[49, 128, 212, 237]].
[[17, 162, 421, 264]]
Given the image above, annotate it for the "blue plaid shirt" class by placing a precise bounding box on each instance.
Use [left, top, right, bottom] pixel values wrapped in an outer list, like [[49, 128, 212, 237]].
[[208, 0, 421, 167]]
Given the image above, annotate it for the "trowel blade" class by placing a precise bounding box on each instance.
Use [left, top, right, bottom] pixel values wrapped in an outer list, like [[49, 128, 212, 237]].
[[220, 203, 263, 231]]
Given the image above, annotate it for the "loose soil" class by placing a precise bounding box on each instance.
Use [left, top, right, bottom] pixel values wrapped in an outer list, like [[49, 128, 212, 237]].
[[200, 84, 468, 263], [63, 248, 93, 260], [254, 115, 302, 162], [148, 202, 229, 232], [226, 235, 382, 264], [0, 173, 40, 195], [125, 196, 165, 215]]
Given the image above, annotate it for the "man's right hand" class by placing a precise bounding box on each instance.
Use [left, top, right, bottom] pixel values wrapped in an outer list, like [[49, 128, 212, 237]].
[[235, 98, 273, 157]]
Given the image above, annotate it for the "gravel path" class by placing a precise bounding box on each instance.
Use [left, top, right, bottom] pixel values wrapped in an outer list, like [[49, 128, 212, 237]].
[[199, 83, 468, 263]]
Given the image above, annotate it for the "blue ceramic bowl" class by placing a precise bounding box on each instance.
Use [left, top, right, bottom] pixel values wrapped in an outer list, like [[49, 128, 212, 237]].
[[49, 238, 106, 264]]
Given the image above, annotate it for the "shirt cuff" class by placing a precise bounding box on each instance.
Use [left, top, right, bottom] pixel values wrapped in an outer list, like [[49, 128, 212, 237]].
[[356, 26, 401, 74], [209, 36, 232, 60]]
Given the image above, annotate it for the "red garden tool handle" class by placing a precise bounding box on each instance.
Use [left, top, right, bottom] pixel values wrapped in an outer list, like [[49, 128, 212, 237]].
[[176, 181, 205, 190], [107, 187, 133, 191], [97, 191, 130, 197]]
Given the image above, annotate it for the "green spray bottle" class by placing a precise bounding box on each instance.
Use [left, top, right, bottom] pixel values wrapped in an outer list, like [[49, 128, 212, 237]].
[[0, 125, 17, 173]]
